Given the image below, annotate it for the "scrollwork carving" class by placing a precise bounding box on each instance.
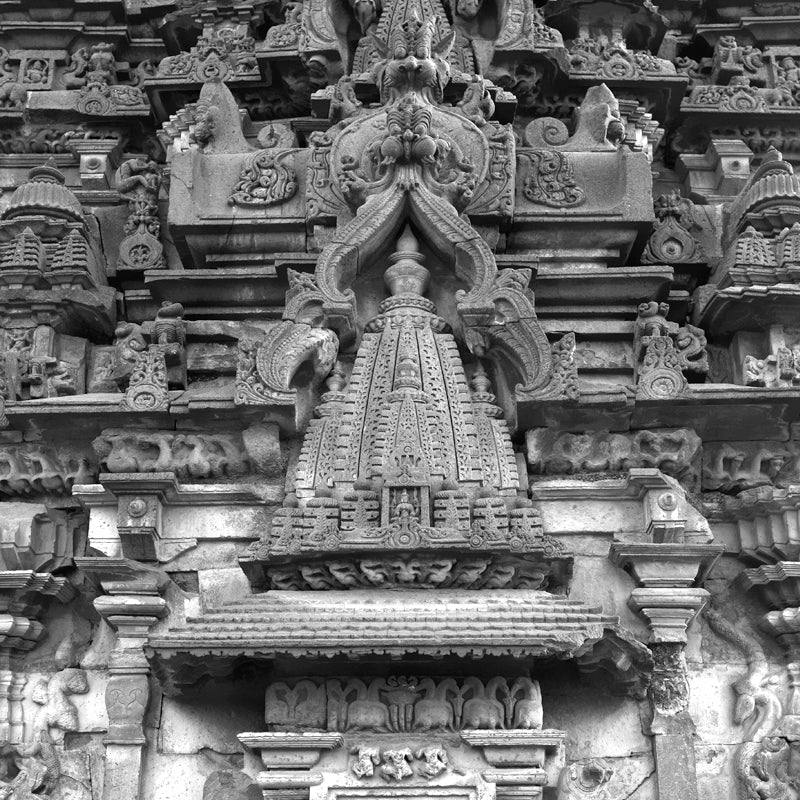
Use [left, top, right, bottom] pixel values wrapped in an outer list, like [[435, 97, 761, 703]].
[[121, 347, 169, 412], [228, 150, 298, 207], [264, 554, 554, 590], [235, 321, 338, 406], [642, 192, 705, 264], [520, 150, 585, 208], [634, 302, 708, 399]]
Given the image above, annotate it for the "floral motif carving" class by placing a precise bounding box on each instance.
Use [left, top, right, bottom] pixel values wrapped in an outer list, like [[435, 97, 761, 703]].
[[68, 44, 148, 116], [638, 337, 689, 400], [520, 150, 586, 208], [229, 149, 298, 207], [687, 82, 770, 113], [265, 2, 303, 50], [154, 12, 258, 83], [643, 192, 705, 264], [568, 38, 674, 80], [649, 643, 690, 716], [122, 348, 169, 412]]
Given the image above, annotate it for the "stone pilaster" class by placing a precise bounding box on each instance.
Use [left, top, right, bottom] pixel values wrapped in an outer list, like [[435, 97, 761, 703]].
[[610, 542, 722, 800], [77, 557, 167, 800]]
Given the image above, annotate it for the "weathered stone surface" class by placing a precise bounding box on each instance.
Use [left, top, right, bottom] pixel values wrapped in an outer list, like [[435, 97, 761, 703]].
[[1, 1, 795, 799], [526, 428, 701, 488]]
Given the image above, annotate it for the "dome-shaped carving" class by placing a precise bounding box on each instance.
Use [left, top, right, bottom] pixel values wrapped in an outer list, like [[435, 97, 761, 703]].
[[732, 147, 800, 233], [1, 158, 84, 224]]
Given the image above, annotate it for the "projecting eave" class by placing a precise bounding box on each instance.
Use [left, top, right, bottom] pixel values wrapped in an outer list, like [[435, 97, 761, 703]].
[[145, 589, 653, 698]]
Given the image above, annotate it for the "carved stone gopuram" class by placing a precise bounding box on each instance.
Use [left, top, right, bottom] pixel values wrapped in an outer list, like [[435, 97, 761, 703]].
[[1, 0, 800, 799]]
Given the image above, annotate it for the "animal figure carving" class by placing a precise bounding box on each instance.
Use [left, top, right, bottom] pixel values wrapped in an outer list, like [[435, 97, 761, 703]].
[[31, 668, 89, 744], [351, 746, 380, 777], [265, 680, 326, 729], [416, 746, 450, 778], [461, 676, 506, 729], [510, 677, 543, 729], [344, 679, 391, 731], [380, 748, 413, 781], [414, 677, 456, 730]]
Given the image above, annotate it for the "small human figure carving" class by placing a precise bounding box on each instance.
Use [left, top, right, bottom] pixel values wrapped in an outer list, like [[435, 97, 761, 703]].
[[380, 748, 413, 781], [351, 746, 381, 778], [415, 746, 450, 779]]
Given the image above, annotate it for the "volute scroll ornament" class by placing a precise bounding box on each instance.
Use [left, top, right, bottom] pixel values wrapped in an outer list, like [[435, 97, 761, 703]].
[[634, 302, 708, 400], [235, 321, 339, 406], [458, 269, 577, 403], [229, 149, 300, 207]]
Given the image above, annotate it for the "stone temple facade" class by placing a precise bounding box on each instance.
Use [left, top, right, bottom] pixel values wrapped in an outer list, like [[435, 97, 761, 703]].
[[0, 0, 799, 798]]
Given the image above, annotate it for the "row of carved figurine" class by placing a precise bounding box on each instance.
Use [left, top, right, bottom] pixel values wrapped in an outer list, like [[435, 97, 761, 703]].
[[93, 424, 281, 480], [265, 676, 543, 732], [528, 428, 800, 494], [0, 432, 798, 496]]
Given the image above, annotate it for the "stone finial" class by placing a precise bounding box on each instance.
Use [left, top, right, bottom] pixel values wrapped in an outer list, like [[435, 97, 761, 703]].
[[384, 226, 430, 296]]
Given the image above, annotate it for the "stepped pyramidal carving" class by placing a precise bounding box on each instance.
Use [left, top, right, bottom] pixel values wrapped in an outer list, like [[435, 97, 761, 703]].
[[0, 0, 798, 799]]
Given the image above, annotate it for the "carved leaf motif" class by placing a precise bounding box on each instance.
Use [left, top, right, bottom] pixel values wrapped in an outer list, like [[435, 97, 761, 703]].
[[229, 150, 299, 207], [122, 347, 169, 411], [521, 150, 586, 208]]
